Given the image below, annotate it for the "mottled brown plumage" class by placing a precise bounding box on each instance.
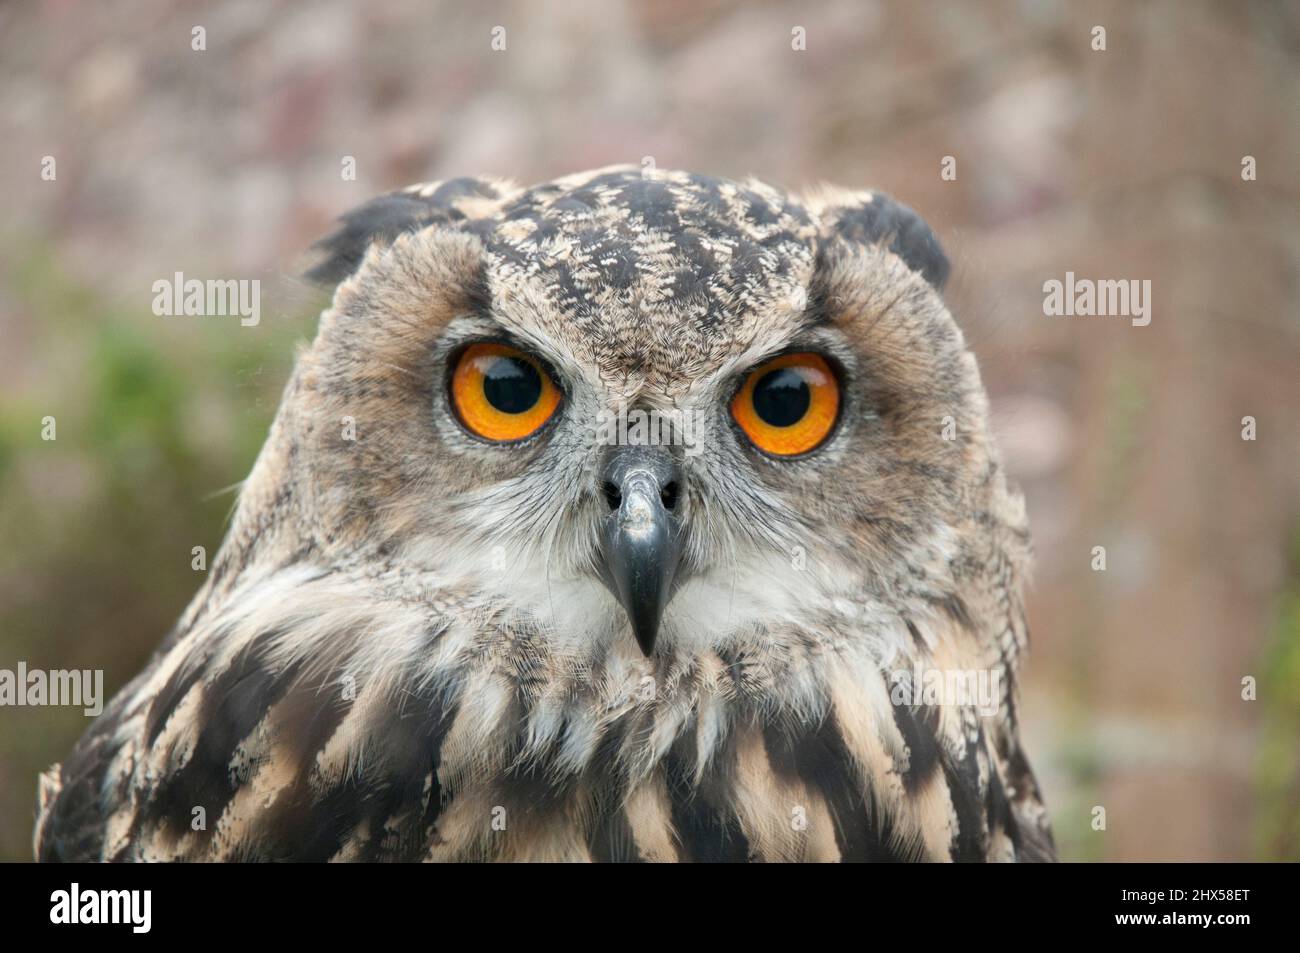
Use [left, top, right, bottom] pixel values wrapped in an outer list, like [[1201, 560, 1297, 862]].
[[36, 167, 1054, 862]]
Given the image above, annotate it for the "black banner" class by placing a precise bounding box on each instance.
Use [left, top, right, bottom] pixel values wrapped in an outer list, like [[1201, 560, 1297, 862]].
[[1, 861, 1285, 939]]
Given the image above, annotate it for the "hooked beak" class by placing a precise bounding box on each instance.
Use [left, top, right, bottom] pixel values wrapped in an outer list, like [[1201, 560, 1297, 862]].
[[598, 447, 683, 656]]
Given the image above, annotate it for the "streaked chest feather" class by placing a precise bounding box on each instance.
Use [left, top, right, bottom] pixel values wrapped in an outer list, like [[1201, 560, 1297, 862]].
[[48, 568, 1044, 862]]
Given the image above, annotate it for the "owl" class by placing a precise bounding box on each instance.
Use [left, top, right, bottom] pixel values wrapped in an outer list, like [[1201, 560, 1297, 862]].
[[35, 166, 1054, 862]]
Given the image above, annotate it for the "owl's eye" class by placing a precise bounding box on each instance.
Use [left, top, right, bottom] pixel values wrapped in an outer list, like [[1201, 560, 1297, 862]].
[[450, 342, 562, 442], [730, 352, 840, 457]]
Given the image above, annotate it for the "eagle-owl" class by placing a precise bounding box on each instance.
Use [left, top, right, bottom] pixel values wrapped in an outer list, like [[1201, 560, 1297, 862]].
[[35, 167, 1054, 862]]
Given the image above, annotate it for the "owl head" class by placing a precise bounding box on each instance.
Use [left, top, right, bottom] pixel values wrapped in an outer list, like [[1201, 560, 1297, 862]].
[[230, 166, 1018, 675]]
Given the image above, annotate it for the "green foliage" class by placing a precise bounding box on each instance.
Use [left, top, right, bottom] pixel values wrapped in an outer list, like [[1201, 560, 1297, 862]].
[[1254, 525, 1300, 860], [0, 241, 310, 861]]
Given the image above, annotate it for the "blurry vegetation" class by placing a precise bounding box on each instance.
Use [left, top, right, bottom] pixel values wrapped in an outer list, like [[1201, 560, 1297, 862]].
[[0, 239, 310, 860], [1051, 719, 1106, 863], [1046, 358, 1147, 863], [1255, 524, 1300, 861], [1096, 358, 1148, 517]]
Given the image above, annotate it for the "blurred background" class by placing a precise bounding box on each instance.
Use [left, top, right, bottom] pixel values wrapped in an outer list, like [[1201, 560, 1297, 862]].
[[1, 0, 1297, 862]]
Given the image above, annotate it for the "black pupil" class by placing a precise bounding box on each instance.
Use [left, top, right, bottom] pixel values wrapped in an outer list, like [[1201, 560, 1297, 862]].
[[482, 356, 542, 414], [752, 368, 810, 427]]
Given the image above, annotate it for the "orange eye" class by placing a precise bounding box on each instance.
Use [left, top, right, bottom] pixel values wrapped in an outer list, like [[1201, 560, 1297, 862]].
[[730, 352, 840, 457], [450, 342, 561, 442]]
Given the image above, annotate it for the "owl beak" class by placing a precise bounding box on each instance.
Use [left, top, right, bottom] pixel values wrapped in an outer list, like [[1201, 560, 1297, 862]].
[[599, 450, 684, 657]]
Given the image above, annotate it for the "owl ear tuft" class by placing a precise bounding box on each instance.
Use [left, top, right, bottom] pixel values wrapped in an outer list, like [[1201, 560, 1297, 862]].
[[304, 178, 507, 287], [816, 192, 950, 291]]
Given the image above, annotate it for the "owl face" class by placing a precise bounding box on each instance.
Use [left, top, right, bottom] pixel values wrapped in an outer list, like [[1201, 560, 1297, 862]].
[[294, 167, 992, 665]]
